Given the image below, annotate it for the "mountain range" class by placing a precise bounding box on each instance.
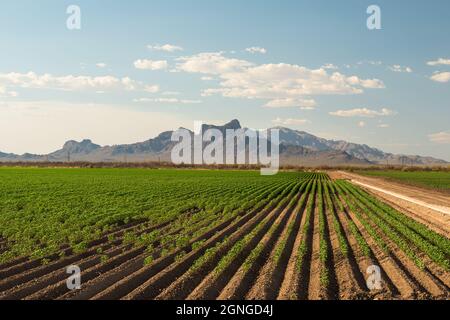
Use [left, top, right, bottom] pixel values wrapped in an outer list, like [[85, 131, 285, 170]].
[[0, 119, 447, 166]]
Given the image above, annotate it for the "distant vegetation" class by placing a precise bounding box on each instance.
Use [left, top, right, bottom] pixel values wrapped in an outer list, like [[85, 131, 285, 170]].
[[356, 170, 450, 191]]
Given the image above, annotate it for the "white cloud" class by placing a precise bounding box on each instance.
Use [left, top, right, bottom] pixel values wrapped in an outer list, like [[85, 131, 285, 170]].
[[96, 63, 107, 68], [177, 52, 384, 107], [430, 72, 450, 83], [134, 59, 168, 70], [147, 44, 183, 52], [322, 63, 338, 70], [201, 76, 214, 81], [0, 72, 157, 93], [427, 58, 450, 66], [378, 123, 390, 128], [329, 108, 396, 118], [176, 52, 253, 74], [143, 85, 160, 93], [357, 121, 366, 128], [133, 97, 202, 104], [346, 76, 385, 89], [245, 47, 267, 54], [428, 131, 450, 144], [389, 65, 413, 73], [272, 117, 311, 126], [264, 98, 316, 109]]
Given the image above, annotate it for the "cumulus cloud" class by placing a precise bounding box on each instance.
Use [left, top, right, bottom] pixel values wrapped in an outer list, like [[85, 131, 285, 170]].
[[133, 97, 202, 104], [272, 117, 311, 126], [329, 108, 396, 118], [96, 63, 107, 68], [389, 65, 413, 73], [147, 44, 183, 52], [428, 131, 450, 144], [143, 85, 160, 93], [176, 52, 253, 74], [176, 52, 384, 107], [427, 58, 450, 66], [0, 72, 158, 93], [201, 76, 214, 81], [245, 47, 267, 54], [134, 59, 168, 70], [322, 63, 338, 70], [264, 98, 316, 109], [430, 72, 450, 83]]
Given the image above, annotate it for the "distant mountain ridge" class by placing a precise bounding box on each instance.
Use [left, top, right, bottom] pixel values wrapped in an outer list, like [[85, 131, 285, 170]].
[[0, 119, 447, 166]]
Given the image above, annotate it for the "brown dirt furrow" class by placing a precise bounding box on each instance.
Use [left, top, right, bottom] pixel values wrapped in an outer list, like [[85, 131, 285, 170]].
[[60, 223, 215, 300], [277, 196, 311, 300], [0, 243, 133, 300], [353, 198, 446, 299], [294, 191, 316, 300], [334, 209, 377, 298], [27, 245, 145, 300], [324, 203, 367, 300], [307, 203, 322, 300], [0, 257, 29, 272], [0, 216, 176, 285], [189, 192, 303, 300], [63, 252, 148, 300], [416, 251, 450, 290], [344, 207, 415, 299], [245, 196, 306, 300], [0, 219, 153, 276], [150, 195, 295, 300], [92, 199, 278, 300]]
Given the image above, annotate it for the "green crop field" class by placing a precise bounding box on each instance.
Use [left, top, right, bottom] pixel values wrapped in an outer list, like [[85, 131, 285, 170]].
[[0, 168, 448, 300], [0, 168, 309, 263], [356, 170, 450, 191]]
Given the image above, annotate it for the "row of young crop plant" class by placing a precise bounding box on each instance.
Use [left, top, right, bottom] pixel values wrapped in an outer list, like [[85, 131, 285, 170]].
[[294, 180, 317, 298], [317, 181, 332, 289], [348, 183, 450, 257], [0, 170, 289, 256], [0, 175, 294, 264], [159, 182, 304, 299], [335, 180, 449, 271], [141, 180, 300, 268], [323, 182, 349, 257], [0, 178, 242, 259], [188, 181, 302, 276], [141, 180, 296, 262], [326, 182, 372, 257], [120, 179, 297, 265], [155, 182, 304, 299]]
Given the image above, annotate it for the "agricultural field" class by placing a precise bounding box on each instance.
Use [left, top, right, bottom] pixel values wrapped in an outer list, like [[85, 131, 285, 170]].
[[0, 168, 449, 300], [356, 170, 450, 192]]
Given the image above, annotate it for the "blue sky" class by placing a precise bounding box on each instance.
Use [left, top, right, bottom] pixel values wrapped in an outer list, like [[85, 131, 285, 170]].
[[0, 0, 449, 160]]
